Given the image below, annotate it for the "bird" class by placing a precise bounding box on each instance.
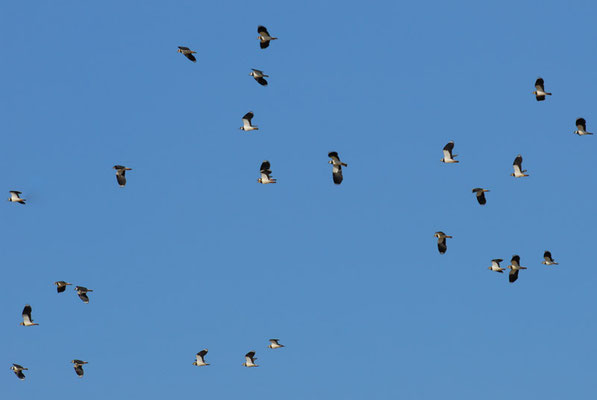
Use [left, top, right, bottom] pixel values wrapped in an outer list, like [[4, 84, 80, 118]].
[[20, 305, 38, 326], [507, 255, 527, 283], [268, 339, 285, 349], [511, 154, 529, 177], [71, 360, 88, 377], [258, 161, 277, 184], [533, 78, 552, 101], [472, 188, 490, 205], [328, 152, 348, 185], [488, 259, 505, 273], [54, 281, 72, 293], [542, 251, 559, 265], [177, 46, 197, 62], [250, 69, 269, 86], [113, 165, 132, 187], [434, 232, 452, 254], [10, 364, 27, 380], [257, 25, 278, 49], [193, 349, 210, 366], [75, 286, 93, 304], [440, 141, 459, 163], [242, 351, 259, 367], [240, 112, 258, 131], [8, 191, 25, 204], [574, 118, 593, 136]]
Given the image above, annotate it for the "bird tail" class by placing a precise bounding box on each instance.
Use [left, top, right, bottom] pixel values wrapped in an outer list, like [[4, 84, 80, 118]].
[[341, 162, 348, 167], [546, 92, 552, 95], [520, 267, 528, 269]]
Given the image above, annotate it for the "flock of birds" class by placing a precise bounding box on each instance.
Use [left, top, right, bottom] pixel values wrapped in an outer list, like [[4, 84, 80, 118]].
[[9, 25, 299, 382], [6, 27, 585, 382], [433, 77, 579, 283]]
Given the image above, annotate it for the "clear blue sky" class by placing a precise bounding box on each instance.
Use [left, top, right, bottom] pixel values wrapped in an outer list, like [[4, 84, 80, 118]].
[[2, 0, 596, 398]]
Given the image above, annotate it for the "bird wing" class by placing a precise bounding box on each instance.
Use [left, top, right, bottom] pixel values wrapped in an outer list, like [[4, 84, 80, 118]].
[[513, 155, 523, 173], [332, 164, 343, 184], [256, 77, 268, 86], [78, 292, 90, 303], [116, 170, 127, 186], [535, 78, 545, 91], [437, 237, 447, 254], [252, 69, 263, 74], [22, 305, 33, 324], [10, 191, 22, 195], [185, 53, 197, 62], [511, 255, 520, 267], [258, 25, 270, 36], [443, 141, 455, 155], [544, 251, 552, 261], [509, 269, 519, 283], [198, 349, 208, 358], [576, 118, 587, 131], [246, 351, 256, 361], [242, 112, 254, 125], [260, 161, 271, 172], [57, 285, 66, 293], [260, 41, 270, 49], [269, 339, 279, 344], [477, 192, 486, 205], [74, 365, 84, 376], [178, 46, 190, 51]]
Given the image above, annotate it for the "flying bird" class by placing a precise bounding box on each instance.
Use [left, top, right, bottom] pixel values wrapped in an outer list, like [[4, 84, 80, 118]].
[[533, 78, 552, 101], [440, 141, 459, 163], [8, 191, 25, 204], [488, 259, 505, 273], [511, 154, 529, 178], [250, 69, 268, 86], [434, 232, 452, 254], [113, 165, 132, 187], [507, 255, 527, 283], [20, 305, 38, 326], [542, 251, 559, 265], [574, 118, 593, 136], [268, 339, 284, 349], [177, 46, 197, 62], [54, 281, 72, 293], [75, 286, 93, 304], [258, 161, 277, 184], [193, 349, 209, 366], [242, 351, 259, 367], [257, 25, 277, 49], [328, 152, 348, 185], [472, 188, 490, 205], [10, 364, 27, 380], [71, 360, 88, 377], [240, 112, 258, 131]]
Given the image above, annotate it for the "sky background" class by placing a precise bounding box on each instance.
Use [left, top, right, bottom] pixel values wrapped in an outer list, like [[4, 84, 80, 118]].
[[1, 0, 596, 398]]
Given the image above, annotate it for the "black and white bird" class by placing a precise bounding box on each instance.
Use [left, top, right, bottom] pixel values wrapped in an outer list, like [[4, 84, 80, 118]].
[[472, 188, 490, 205], [440, 141, 459, 163], [177, 46, 197, 62], [20, 305, 38, 326], [71, 360, 88, 377], [488, 259, 505, 273], [242, 351, 259, 367], [507, 255, 527, 283], [533, 78, 552, 101], [249, 69, 268, 86], [268, 339, 284, 349], [75, 286, 93, 304], [328, 152, 347, 185], [11, 364, 27, 380], [574, 118, 593, 136], [434, 232, 452, 254], [258, 161, 277, 184], [54, 281, 72, 293], [257, 26, 277, 49], [8, 191, 25, 204], [511, 154, 529, 178], [240, 112, 258, 131], [542, 251, 559, 265], [192, 349, 209, 366], [113, 165, 132, 187]]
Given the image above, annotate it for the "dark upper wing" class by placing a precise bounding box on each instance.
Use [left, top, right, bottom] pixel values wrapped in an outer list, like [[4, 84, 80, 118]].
[[509, 269, 519, 283], [22, 305, 32, 318], [511, 255, 520, 265], [576, 118, 586, 130], [242, 112, 254, 122], [198, 349, 208, 357], [256, 77, 268, 86], [178, 46, 190, 51], [443, 141, 454, 153], [116, 170, 127, 187], [544, 251, 552, 260], [535, 78, 545, 91], [78, 292, 90, 303], [476, 192, 486, 205], [260, 161, 271, 173], [57, 285, 66, 293], [185, 53, 197, 62], [513, 155, 523, 168], [258, 25, 270, 36], [332, 166, 343, 185], [74, 365, 84, 376], [246, 351, 256, 359], [260, 41, 270, 49], [437, 238, 447, 254]]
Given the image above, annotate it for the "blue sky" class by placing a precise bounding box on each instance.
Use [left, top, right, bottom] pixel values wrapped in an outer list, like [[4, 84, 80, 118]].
[[2, 0, 597, 398]]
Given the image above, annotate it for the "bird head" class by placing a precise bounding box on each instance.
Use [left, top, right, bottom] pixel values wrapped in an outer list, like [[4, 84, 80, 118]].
[[257, 178, 262, 183], [177, 49, 182, 54]]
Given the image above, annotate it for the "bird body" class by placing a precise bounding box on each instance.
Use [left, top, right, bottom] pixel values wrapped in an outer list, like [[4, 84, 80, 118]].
[[574, 118, 593, 136], [533, 78, 552, 101], [250, 69, 269, 86], [20, 305, 38, 326], [54, 281, 72, 293], [240, 112, 258, 131], [71, 360, 88, 377], [8, 191, 25, 204], [11, 364, 28, 380], [258, 161, 277, 184], [507, 255, 527, 283], [75, 286, 93, 304], [441, 141, 459, 163], [258, 26, 278, 49], [511, 154, 529, 177], [193, 349, 210, 366], [243, 351, 259, 367], [434, 232, 452, 254], [542, 251, 559, 265], [268, 339, 284, 349], [488, 259, 505, 273], [177, 46, 197, 62], [472, 188, 490, 205], [328, 151, 347, 184], [113, 165, 132, 187]]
